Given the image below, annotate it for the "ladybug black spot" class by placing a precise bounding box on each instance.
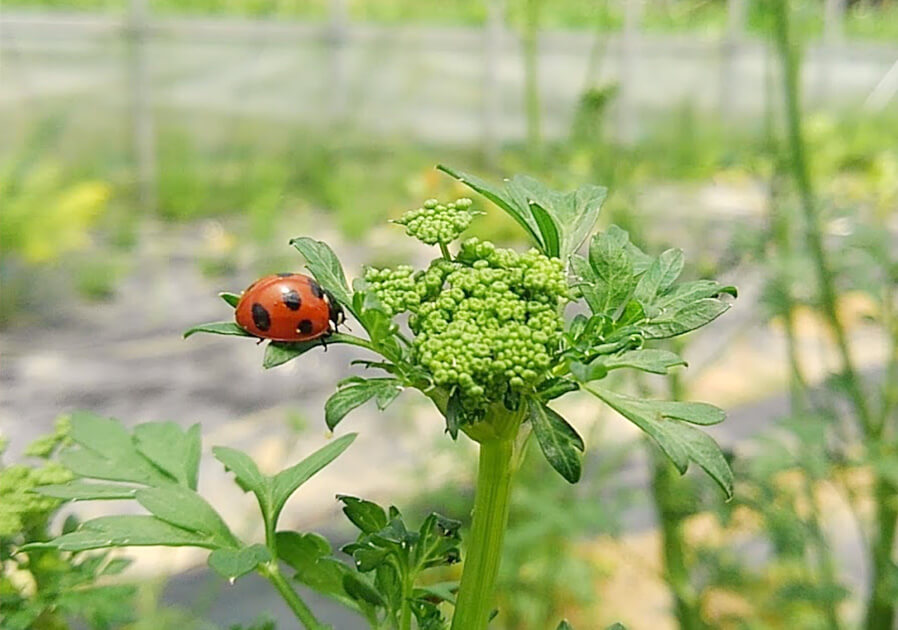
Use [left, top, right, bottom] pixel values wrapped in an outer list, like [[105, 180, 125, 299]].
[[251, 303, 271, 331], [282, 289, 302, 311], [309, 280, 325, 299], [297, 319, 314, 335]]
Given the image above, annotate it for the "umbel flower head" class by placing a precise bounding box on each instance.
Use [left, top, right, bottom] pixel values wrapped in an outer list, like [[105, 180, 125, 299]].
[[366, 236, 568, 410]]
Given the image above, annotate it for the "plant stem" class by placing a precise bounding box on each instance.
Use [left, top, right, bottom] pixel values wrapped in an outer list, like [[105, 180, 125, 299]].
[[770, 0, 873, 435], [260, 562, 326, 630], [652, 367, 703, 630], [866, 477, 898, 630], [400, 570, 413, 630], [440, 241, 452, 261], [451, 437, 515, 630], [771, 4, 895, 628]]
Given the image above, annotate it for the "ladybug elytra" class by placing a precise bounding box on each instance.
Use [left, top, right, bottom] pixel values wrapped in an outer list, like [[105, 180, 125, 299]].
[[235, 273, 344, 342]]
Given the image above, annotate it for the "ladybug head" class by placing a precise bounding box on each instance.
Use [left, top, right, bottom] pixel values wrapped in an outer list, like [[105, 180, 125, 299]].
[[324, 289, 345, 331]]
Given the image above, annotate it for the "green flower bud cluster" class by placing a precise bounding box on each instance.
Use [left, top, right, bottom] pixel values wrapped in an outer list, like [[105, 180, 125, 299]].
[[0, 461, 72, 536], [365, 237, 568, 407], [393, 198, 476, 245], [363, 265, 423, 317]]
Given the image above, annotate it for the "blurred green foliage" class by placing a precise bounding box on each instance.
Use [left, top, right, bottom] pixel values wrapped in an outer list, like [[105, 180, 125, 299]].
[[0, 417, 139, 630], [4, 0, 898, 39]]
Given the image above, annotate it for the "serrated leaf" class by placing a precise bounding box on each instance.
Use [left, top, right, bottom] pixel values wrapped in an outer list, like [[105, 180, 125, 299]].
[[634, 248, 684, 305], [133, 422, 201, 490], [507, 174, 607, 258], [213, 446, 269, 509], [208, 544, 270, 580], [277, 531, 332, 570], [654, 280, 737, 310], [642, 298, 730, 339], [529, 401, 585, 483], [602, 349, 687, 375], [325, 379, 401, 430], [34, 480, 139, 501], [270, 433, 356, 525], [343, 573, 386, 607], [61, 412, 172, 486], [588, 227, 637, 316], [219, 292, 241, 308], [337, 495, 388, 534], [26, 516, 218, 552], [289, 237, 353, 313], [587, 386, 732, 497], [293, 557, 362, 612], [183, 322, 255, 339], [135, 485, 238, 548]]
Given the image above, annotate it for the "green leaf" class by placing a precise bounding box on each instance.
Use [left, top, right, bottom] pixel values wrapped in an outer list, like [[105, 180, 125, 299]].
[[289, 237, 353, 313], [61, 412, 172, 486], [262, 333, 362, 369], [601, 349, 687, 375], [337, 495, 388, 534], [213, 446, 270, 512], [27, 515, 218, 552], [587, 227, 637, 316], [570, 254, 603, 313], [529, 201, 560, 258], [586, 386, 732, 497], [634, 248, 684, 305], [529, 401, 585, 484], [277, 531, 332, 570], [270, 433, 356, 524], [208, 544, 271, 580], [34, 480, 139, 501], [343, 573, 386, 607], [325, 379, 401, 430], [135, 485, 238, 548], [654, 280, 737, 310], [642, 298, 730, 339], [508, 174, 607, 258], [133, 422, 202, 490], [536, 378, 580, 401], [436, 165, 543, 249], [183, 322, 255, 339], [219, 292, 241, 308]]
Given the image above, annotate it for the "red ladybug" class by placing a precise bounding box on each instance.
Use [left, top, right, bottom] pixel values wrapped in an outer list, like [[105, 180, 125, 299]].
[[235, 273, 344, 343]]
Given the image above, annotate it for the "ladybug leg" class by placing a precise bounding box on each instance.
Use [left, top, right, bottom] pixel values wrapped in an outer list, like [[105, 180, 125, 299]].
[[320, 336, 328, 352], [256, 338, 264, 346]]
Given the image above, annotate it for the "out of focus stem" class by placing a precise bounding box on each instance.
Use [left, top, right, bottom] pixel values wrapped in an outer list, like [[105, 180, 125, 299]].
[[771, 3, 895, 628]]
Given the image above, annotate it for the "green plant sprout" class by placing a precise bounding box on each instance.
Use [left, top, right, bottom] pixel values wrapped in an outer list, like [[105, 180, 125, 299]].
[[33, 167, 734, 630]]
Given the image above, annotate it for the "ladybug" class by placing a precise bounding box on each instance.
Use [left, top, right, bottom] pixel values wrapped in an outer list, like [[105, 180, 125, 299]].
[[235, 273, 344, 343]]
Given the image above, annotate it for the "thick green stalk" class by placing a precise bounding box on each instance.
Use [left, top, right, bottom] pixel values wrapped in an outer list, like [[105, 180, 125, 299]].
[[260, 562, 326, 630], [771, 4, 895, 628], [451, 437, 516, 630]]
